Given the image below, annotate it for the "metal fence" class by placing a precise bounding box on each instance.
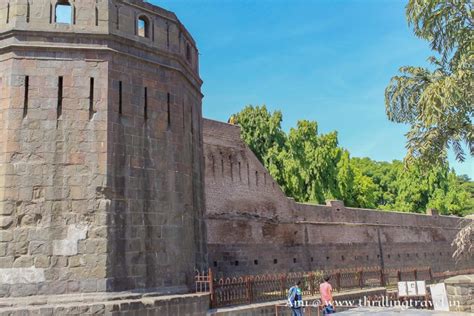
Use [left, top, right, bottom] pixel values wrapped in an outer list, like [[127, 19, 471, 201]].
[[196, 266, 452, 308]]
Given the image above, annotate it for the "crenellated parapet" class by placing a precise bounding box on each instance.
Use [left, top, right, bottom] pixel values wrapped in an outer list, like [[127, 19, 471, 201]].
[[0, 0, 199, 77], [203, 119, 474, 277]]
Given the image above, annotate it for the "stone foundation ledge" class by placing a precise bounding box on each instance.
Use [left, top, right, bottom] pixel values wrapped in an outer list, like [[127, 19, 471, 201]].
[[445, 274, 474, 313], [0, 291, 210, 316]]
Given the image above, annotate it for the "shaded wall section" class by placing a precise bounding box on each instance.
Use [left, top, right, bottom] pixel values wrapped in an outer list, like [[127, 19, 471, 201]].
[[202, 119, 473, 277]]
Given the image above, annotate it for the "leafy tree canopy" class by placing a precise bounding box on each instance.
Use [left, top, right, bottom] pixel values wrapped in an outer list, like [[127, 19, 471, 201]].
[[385, 0, 473, 166], [232, 105, 473, 216]]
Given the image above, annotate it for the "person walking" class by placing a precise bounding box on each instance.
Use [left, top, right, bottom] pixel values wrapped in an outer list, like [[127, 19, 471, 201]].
[[320, 275, 335, 314], [288, 280, 304, 316]]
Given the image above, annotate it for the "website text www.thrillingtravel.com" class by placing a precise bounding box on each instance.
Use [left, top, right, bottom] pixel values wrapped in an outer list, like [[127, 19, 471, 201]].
[[288, 296, 460, 310]]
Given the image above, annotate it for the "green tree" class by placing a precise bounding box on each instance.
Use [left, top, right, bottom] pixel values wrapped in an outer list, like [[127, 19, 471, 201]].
[[390, 163, 449, 213], [352, 168, 378, 209], [351, 158, 401, 207], [458, 175, 474, 215], [282, 120, 342, 203], [337, 150, 356, 206], [385, 0, 473, 166], [232, 105, 286, 164], [349, 157, 472, 214], [232, 105, 287, 186], [232, 105, 473, 215]]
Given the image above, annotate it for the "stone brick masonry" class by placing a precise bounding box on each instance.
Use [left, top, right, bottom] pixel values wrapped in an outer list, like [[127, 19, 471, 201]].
[[445, 274, 474, 313], [202, 119, 474, 277], [0, 0, 206, 298], [0, 292, 210, 315], [0, 1, 473, 315]]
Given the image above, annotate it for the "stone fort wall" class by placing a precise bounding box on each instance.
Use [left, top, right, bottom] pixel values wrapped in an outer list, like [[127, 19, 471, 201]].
[[203, 119, 473, 277], [0, 0, 206, 297], [0, 0, 472, 304]]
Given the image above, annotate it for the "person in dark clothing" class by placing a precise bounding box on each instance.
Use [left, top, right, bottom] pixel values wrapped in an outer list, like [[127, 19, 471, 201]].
[[288, 280, 304, 316]]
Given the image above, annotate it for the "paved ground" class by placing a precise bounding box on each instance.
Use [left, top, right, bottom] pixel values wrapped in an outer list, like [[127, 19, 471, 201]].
[[337, 307, 473, 315]]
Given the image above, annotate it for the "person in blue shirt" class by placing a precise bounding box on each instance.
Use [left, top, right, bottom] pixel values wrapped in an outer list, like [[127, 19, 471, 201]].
[[288, 280, 304, 316]]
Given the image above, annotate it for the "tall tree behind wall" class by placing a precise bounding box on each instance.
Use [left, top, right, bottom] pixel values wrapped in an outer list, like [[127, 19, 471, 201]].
[[385, 0, 473, 166], [232, 105, 472, 215], [232, 106, 376, 208]]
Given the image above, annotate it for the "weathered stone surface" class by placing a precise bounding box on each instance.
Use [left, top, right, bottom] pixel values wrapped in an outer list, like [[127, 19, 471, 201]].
[[0, 0, 470, 309], [0, 292, 209, 316], [52, 225, 88, 256], [0, 231, 13, 242], [0, 267, 45, 284], [34, 256, 50, 269], [0, 216, 13, 229], [445, 274, 474, 312], [203, 119, 474, 276], [0, 0, 205, 298], [13, 256, 34, 268]]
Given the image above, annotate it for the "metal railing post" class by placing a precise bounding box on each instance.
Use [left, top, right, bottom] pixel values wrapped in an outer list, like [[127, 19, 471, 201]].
[[208, 268, 215, 308], [380, 268, 385, 286], [280, 274, 285, 298], [245, 276, 253, 304]]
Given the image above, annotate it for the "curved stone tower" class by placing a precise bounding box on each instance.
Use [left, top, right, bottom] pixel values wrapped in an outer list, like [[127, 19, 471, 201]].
[[0, 0, 206, 297]]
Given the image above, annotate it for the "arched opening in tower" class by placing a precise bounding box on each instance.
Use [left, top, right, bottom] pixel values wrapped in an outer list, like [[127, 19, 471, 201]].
[[137, 16, 150, 38], [55, 1, 72, 24]]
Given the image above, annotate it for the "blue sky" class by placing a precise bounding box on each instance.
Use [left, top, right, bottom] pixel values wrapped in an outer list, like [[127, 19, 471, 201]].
[[150, 0, 473, 178]]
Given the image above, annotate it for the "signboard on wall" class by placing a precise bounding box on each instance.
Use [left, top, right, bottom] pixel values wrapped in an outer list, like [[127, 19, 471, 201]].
[[429, 283, 449, 311], [416, 281, 426, 295], [398, 282, 408, 297], [407, 281, 417, 296], [397, 280, 426, 297]]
